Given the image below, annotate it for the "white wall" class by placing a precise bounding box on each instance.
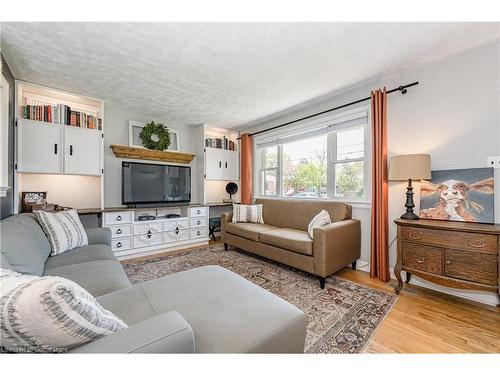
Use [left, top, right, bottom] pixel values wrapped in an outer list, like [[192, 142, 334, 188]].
[[242, 40, 500, 305], [103, 106, 200, 207]]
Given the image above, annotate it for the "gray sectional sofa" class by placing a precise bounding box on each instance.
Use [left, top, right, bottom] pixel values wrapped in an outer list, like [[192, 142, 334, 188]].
[[0, 213, 307, 353]]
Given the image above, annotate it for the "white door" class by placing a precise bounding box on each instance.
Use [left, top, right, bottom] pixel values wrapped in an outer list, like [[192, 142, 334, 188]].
[[64, 127, 102, 175], [17, 120, 63, 173], [205, 148, 224, 180], [222, 150, 239, 180]]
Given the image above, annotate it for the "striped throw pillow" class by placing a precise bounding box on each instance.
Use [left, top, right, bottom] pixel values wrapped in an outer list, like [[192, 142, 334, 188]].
[[34, 209, 88, 256], [232, 204, 264, 224], [0, 268, 128, 353]]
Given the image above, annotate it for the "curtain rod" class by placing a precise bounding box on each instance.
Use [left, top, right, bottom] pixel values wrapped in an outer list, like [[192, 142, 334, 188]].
[[238, 81, 419, 139]]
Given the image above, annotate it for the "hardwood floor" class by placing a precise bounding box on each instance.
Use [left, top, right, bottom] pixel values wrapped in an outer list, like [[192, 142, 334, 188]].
[[335, 267, 500, 353]]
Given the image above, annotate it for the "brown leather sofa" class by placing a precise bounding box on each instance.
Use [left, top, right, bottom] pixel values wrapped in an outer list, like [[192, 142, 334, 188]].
[[221, 198, 361, 288]]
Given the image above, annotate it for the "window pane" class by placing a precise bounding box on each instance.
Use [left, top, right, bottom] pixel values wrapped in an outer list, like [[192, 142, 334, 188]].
[[261, 146, 278, 169], [281, 135, 327, 198], [337, 125, 364, 160], [261, 169, 277, 196], [334, 161, 364, 198]]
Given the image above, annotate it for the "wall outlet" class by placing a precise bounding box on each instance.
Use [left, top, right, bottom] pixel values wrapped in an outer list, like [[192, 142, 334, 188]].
[[486, 156, 500, 169]]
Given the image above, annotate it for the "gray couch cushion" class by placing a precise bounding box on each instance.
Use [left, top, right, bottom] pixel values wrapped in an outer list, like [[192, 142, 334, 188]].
[[44, 244, 116, 270], [0, 221, 47, 276], [7, 214, 51, 259], [97, 265, 306, 353], [1, 254, 14, 270], [44, 260, 131, 297]]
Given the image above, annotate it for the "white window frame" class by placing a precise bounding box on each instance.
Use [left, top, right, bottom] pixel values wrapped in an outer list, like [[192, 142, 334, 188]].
[[254, 106, 371, 204]]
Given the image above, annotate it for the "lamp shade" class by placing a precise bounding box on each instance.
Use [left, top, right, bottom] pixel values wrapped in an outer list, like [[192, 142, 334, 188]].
[[389, 154, 431, 181]]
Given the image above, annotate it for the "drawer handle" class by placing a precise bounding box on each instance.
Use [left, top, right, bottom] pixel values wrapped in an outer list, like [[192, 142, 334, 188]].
[[197, 230, 201, 236], [147, 230, 152, 235], [197, 209, 201, 214], [197, 220, 201, 225], [116, 242, 122, 248], [116, 228, 122, 234], [175, 229, 180, 235], [147, 234, 152, 239], [467, 239, 486, 248], [413, 255, 426, 263], [408, 232, 422, 240], [116, 215, 122, 221]]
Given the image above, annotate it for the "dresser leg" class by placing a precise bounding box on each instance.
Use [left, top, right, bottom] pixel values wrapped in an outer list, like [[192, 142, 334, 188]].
[[406, 272, 411, 283], [394, 266, 403, 294], [224, 243, 228, 251]]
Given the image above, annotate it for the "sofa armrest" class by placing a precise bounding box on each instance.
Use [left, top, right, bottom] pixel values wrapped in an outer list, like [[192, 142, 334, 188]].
[[313, 219, 361, 277], [70, 311, 195, 353], [221, 212, 233, 235], [86, 227, 112, 246]]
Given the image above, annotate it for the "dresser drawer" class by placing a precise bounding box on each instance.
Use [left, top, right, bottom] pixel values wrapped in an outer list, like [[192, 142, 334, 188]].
[[164, 218, 189, 232], [190, 227, 208, 240], [444, 249, 498, 285], [402, 242, 442, 275], [108, 224, 132, 238], [401, 226, 497, 253], [190, 217, 208, 228], [103, 211, 133, 225], [190, 207, 207, 217], [134, 221, 164, 236], [111, 238, 132, 252], [164, 229, 189, 243], [134, 233, 164, 248]]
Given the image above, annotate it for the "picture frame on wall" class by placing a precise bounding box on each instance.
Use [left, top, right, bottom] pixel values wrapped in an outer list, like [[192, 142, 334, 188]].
[[419, 167, 494, 224], [128, 120, 180, 151]]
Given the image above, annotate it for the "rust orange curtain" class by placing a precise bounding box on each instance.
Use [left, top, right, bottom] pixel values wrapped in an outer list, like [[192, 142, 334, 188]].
[[370, 88, 390, 282], [240, 133, 253, 204]]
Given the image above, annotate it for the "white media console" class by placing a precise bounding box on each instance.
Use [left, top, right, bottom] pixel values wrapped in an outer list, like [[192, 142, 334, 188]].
[[102, 205, 209, 259]]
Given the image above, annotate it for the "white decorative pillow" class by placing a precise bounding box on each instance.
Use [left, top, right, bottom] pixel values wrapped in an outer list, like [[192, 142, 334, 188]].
[[232, 204, 264, 224], [0, 269, 128, 353], [308, 210, 332, 239], [34, 209, 88, 256]]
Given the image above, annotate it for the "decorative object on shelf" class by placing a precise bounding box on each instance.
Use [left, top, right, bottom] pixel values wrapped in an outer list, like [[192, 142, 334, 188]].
[[389, 154, 431, 220], [139, 121, 171, 151], [110, 145, 195, 164], [129, 120, 180, 151], [420, 167, 494, 224], [224, 182, 238, 203], [21, 191, 47, 212], [205, 136, 236, 151]]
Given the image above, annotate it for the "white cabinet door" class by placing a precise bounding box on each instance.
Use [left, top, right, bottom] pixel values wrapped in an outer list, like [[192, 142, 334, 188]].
[[64, 127, 102, 176], [17, 120, 63, 173], [223, 150, 239, 180], [205, 148, 224, 180]]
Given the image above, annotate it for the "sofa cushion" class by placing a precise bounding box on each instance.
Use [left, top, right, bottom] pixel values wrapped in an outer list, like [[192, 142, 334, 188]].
[[1, 254, 14, 270], [44, 244, 116, 270], [44, 260, 131, 297], [0, 220, 48, 276], [225, 222, 277, 241], [260, 228, 313, 256], [97, 265, 306, 353], [9, 214, 51, 259]]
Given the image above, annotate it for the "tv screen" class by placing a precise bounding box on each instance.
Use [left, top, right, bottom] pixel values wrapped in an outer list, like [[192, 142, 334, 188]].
[[122, 162, 191, 205]]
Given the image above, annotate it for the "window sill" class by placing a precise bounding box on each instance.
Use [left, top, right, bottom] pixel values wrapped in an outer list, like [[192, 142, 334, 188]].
[[254, 196, 371, 209]]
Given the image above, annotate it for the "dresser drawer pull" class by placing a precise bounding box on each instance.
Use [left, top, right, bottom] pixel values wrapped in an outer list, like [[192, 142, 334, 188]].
[[413, 255, 426, 263], [467, 239, 486, 248], [116, 242, 122, 248], [408, 232, 422, 240], [116, 228, 122, 234], [116, 215, 122, 221], [445, 260, 451, 265]]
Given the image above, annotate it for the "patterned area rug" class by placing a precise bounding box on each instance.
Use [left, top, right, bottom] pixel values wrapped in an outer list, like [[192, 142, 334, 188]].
[[123, 244, 397, 353]]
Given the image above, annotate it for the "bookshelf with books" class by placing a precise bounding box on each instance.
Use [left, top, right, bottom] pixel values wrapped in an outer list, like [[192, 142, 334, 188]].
[[14, 81, 105, 213]]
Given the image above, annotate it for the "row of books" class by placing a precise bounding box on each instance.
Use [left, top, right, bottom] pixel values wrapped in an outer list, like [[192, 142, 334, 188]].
[[19, 104, 102, 130], [205, 136, 236, 151]]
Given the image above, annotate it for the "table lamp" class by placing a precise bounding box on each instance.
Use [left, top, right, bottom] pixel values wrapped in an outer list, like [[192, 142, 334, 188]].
[[389, 154, 431, 220]]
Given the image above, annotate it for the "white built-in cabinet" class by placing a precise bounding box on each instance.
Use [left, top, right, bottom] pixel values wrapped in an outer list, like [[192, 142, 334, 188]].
[[17, 119, 102, 176], [205, 147, 238, 181]]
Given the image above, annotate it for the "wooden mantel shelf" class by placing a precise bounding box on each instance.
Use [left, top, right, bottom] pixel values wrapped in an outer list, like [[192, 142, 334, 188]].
[[110, 145, 195, 164]]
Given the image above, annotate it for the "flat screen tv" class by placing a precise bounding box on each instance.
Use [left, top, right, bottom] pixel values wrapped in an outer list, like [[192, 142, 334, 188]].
[[122, 162, 191, 205]]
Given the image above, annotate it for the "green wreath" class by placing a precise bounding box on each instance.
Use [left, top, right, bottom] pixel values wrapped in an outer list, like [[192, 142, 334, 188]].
[[139, 121, 171, 151]]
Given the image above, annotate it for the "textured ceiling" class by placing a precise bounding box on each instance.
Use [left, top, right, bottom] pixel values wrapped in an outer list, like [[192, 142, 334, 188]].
[[1, 22, 499, 128]]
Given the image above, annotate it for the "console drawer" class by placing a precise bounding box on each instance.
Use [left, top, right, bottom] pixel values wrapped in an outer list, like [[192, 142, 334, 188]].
[[108, 224, 132, 238], [164, 218, 189, 232], [402, 242, 442, 275], [134, 221, 164, 236], [190, 217, 207, 228], [111, 238, 132, 252], [190, 227, 208, 240], [134, 233, 164, 248], [190, 207, 207, 217], [401, 226, 497, 253], [164, 229, 189, 243], [103, 211, 133, 225], [444, 249, 498, 285]]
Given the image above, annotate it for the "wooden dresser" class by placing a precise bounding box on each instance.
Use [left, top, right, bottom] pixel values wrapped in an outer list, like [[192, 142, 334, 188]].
[[394, 219, 499, 305]]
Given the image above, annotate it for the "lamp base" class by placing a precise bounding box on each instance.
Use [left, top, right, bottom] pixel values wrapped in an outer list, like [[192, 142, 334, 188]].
[[401, 179, 420, 220], [400, 211, 419, 220]]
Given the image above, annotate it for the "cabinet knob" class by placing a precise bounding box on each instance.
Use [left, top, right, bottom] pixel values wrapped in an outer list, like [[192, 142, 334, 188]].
[[147, 230, 152, 235], [116, 215, 122, 221], [197, 220, 201, 225], [197, 231, 201, 236], [116, 242, 122, 248], [116, 228, 122, 234], [197, 210, 201, 214], [146, 234, 152, 239]]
